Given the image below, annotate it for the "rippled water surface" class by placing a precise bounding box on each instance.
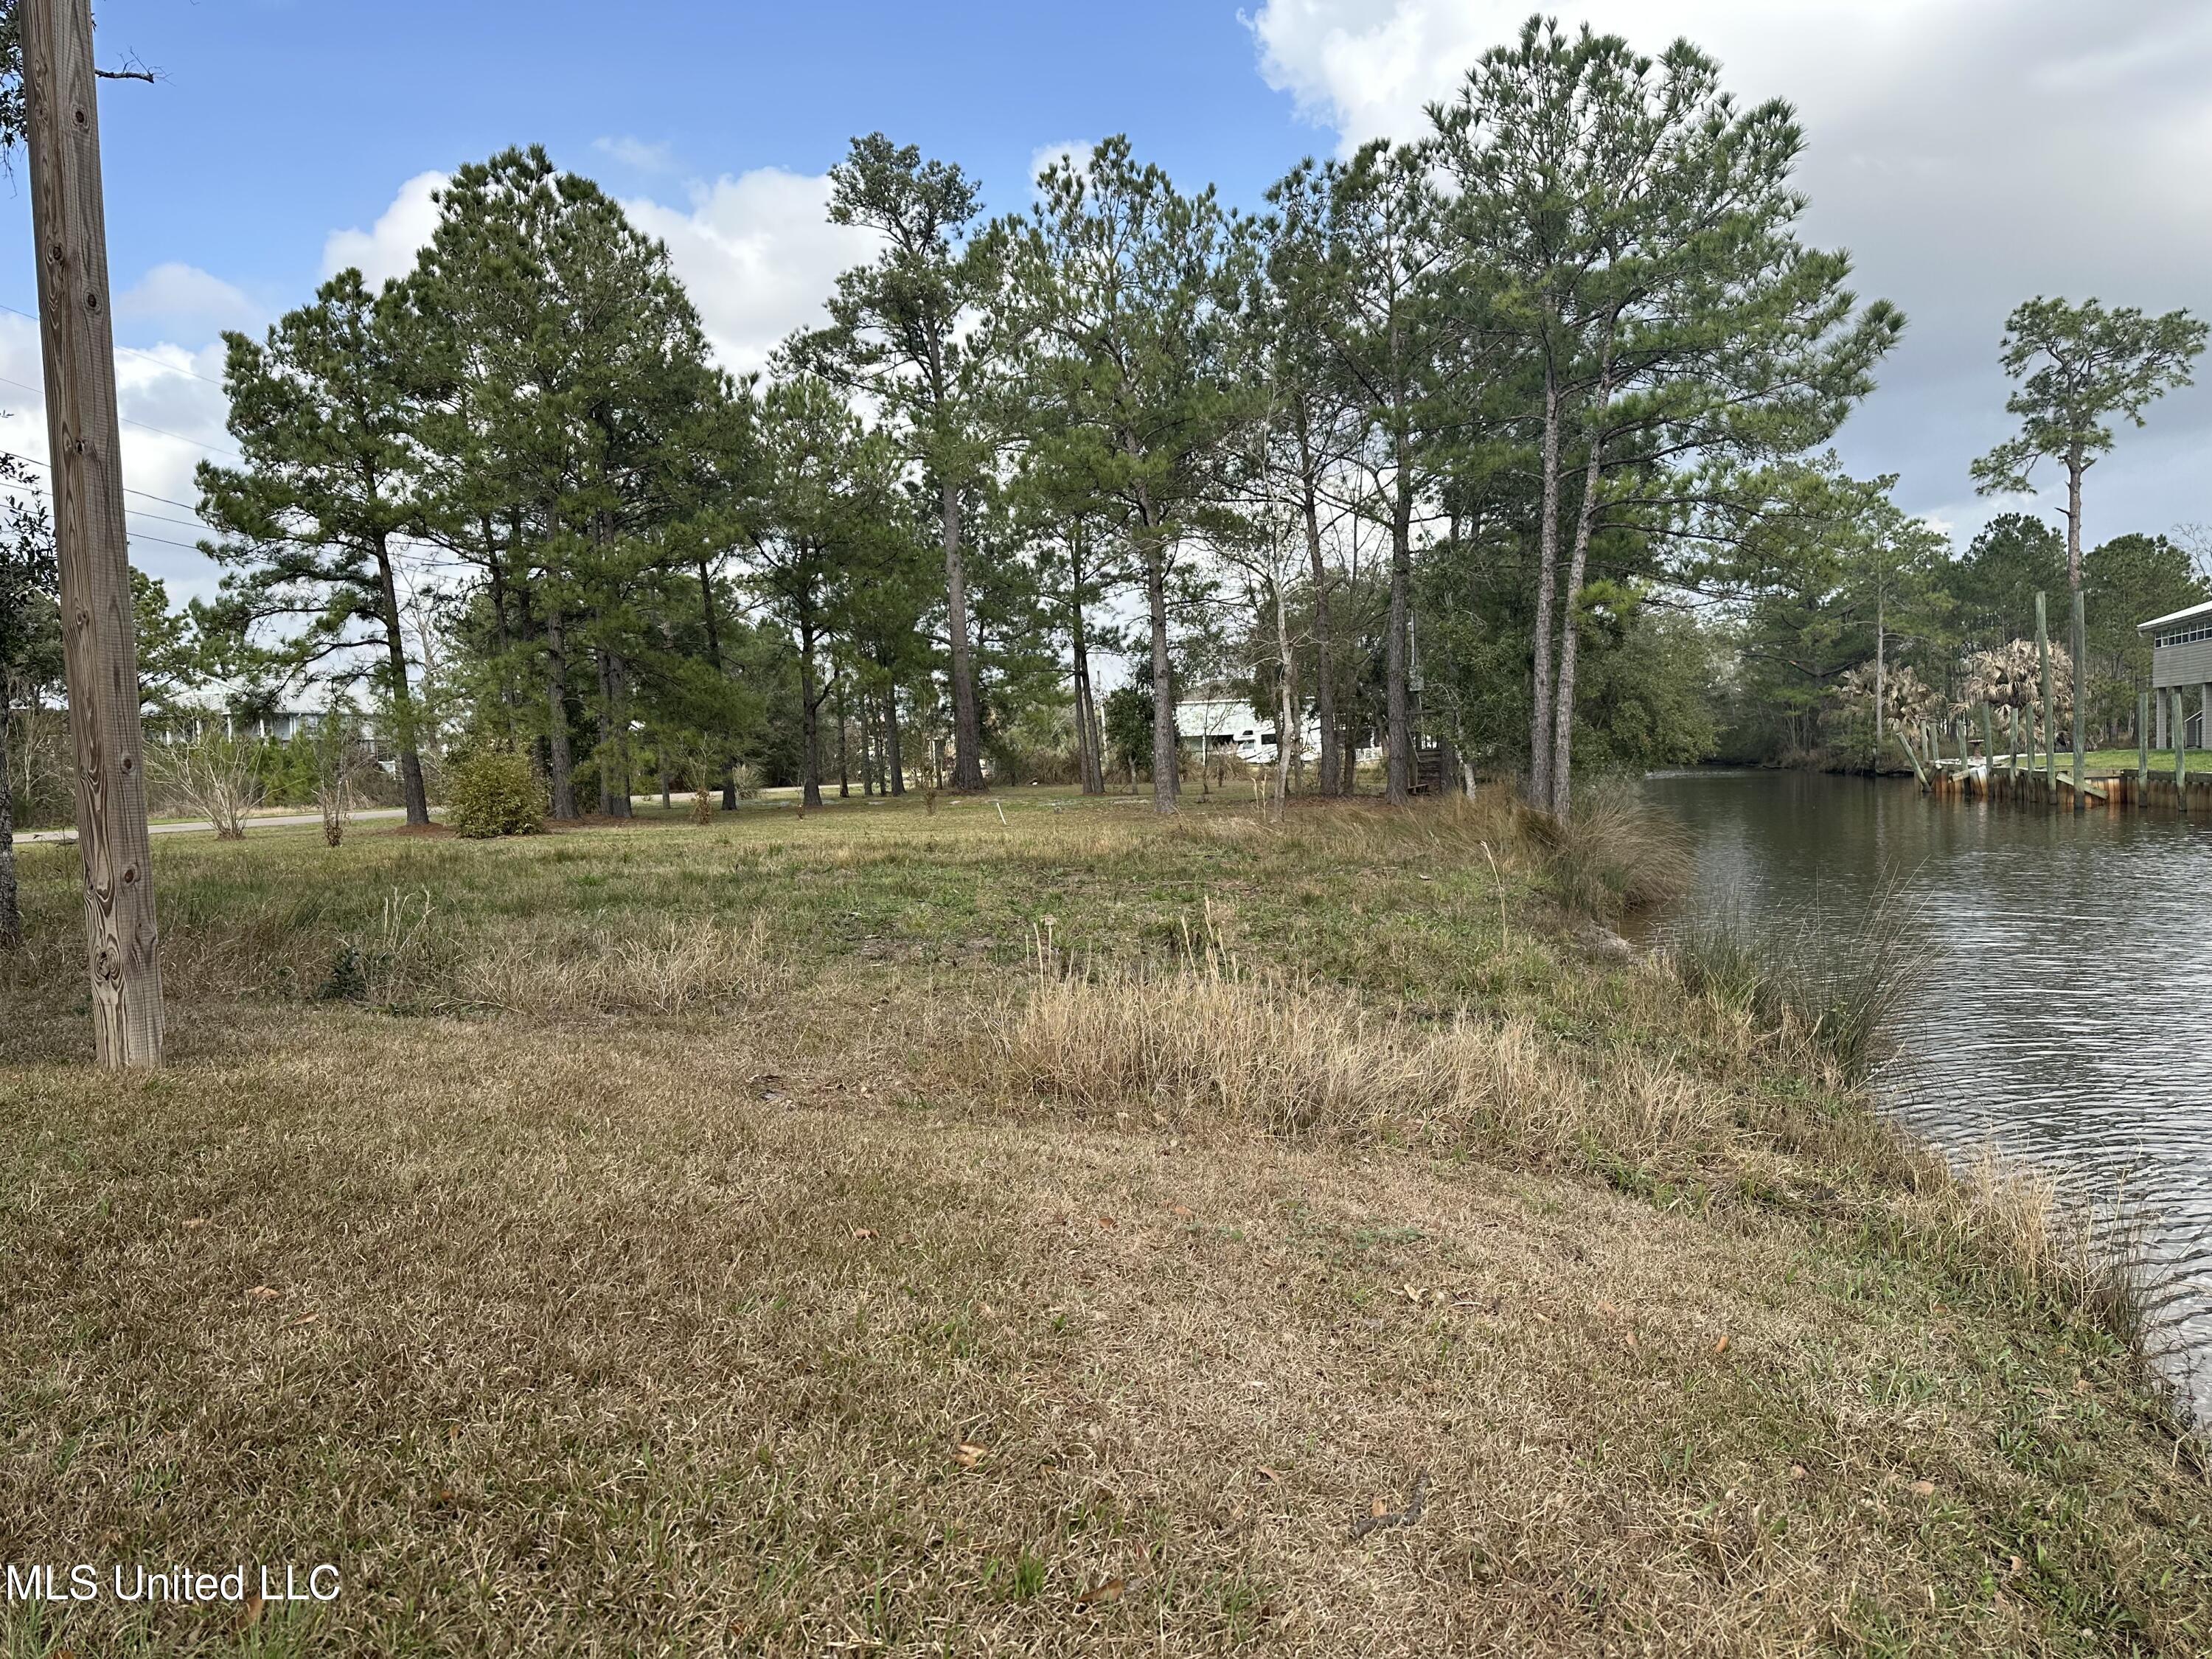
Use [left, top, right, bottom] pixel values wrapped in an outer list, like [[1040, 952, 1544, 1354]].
[[1640, 768, 2212, 1414]]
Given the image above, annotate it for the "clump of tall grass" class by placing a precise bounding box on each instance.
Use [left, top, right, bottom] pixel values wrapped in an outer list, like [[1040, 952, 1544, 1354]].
[[1666, 892, 1929, 1085], [992, 939, 1731, 1167], [312, 894, 782, 1015], [456, 917, 782, 1014], [1523, 788, 1694, 919]]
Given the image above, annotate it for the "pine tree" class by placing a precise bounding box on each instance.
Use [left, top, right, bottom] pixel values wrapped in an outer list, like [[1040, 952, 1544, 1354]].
[[197, 269, 437, 826], [1436, 18, 1901, 815], [1002, 136, 1256, 815], [793, 135, 1005, 793], [408, 147, 723, 819], [1971, 296, 2206, 799]]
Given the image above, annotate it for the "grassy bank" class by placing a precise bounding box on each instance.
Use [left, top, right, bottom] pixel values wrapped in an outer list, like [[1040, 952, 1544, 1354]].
[[1, 790, 2206, 1655], [2067, 748, 2212, 776]]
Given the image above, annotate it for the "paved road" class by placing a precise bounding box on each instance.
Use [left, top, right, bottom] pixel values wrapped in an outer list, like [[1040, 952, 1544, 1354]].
[[16, 807, 413, 844]]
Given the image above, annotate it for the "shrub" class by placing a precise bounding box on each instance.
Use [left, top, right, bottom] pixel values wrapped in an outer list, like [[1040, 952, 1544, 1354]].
[[147, 730, 263, 838], [447, 751, 546, 839]]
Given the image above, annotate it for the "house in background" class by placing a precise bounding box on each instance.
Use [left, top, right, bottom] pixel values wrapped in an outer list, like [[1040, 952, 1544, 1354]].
[[155, 682, 380, 746], [1173, 692, 1325, 765], [2140, 599, 2212, 748]]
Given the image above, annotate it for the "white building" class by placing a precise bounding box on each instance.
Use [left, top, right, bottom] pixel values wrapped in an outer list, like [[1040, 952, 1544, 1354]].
[[1173, 695, 1321, 765], [156, 681, 378, 745]]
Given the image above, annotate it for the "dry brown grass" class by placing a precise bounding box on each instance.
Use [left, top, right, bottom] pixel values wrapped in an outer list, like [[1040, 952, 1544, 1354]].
[[1, 794, 2205, 1654], [993, 949, 1732, 1171]]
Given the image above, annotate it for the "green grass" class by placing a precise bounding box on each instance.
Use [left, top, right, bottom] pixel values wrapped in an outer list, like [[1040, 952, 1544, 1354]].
[[1986, 748, 2212, 776], [2076, 747, 2212, 775], [1, 789, 2208, 1654]]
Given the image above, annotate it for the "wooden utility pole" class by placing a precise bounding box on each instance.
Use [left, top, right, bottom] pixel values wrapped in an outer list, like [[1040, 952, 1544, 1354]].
[[22, 0, 164, 1066]]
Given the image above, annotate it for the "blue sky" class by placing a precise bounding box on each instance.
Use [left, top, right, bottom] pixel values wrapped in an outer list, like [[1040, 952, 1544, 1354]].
[[7, 0, 2212, 611], [76, 0, 1306, 313]]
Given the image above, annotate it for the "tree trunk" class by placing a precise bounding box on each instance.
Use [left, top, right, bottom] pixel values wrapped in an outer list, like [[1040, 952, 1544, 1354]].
[[1548, 409, 1607, 820], [883, 682, 905, 796], [835, 672, 850, 799], [373, 541, 431, 827], [2067, 455, 2087, 815], [0, 710, 17, 949], [1527, 370, 1562, 810], [612, 652, 633, 817], [1069, 532, 1105, 796], [1384, 437, 1413, 806], [595, 648, 617, 817], [487, 519, 516, 747], [799, 625, 824, 811], [1141, 515, 1178, 817], [698, 553, 738, 812], [543, 604, 577, 820], [942, 480, 986, 791], [1298, 422, 1338, 795]]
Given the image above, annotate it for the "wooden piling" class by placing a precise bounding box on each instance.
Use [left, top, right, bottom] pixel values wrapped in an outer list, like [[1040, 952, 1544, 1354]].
[[2037, 591, 2054, 796], [2176, 689, 2189, 813]]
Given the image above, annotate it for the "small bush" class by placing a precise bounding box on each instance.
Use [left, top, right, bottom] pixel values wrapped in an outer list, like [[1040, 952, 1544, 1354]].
[[447, 752, 546, 839]]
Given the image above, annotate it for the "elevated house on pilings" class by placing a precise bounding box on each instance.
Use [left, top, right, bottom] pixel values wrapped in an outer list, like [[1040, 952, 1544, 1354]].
[[2140, 600, 2212, 751]]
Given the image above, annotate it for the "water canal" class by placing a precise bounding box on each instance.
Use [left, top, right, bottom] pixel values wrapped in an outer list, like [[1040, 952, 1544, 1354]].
[[1638, 768, 2212, 1417]]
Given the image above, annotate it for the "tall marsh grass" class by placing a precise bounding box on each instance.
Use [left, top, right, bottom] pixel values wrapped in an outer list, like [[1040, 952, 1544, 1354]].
[[1666, 891, 1930, 1085]]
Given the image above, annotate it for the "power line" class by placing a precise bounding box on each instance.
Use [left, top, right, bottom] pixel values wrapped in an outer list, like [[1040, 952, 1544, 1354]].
[[0, 372, 243, 459], [0, 299, 229, 387], [0, 445, 212, 517], [0, 475, 209, 537], [0, 449, 473, 568]]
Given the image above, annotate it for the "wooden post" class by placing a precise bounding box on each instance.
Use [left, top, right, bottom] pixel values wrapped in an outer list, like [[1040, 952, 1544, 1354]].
[[2176, 686, 2189, 814], [1980, 702, 1994, 799], [2138, 689, 2150, 801], [1895, 731, 1928, 790], [21, 0, 163, 1067], [2036, 591, 2054, 796], [2070, 587, 2087, 814]]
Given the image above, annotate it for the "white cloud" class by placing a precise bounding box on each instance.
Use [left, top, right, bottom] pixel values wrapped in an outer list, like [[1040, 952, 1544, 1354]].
[[594, 135, 675, 173], [0, 313, 234, 606], [622, 169, 880, 375], [116, 262, 259, 331], [321, 170, 448, 288], [1245, 0, 2212, 546], [1027, 139, 1095, 198], [320, 164, 875, 379]]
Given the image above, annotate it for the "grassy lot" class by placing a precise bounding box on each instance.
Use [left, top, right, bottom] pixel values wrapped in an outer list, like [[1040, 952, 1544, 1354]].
[[2, 788, 2208, 1655], [1982, 749, 2212, 776], [2073, 748, 2212, 776]]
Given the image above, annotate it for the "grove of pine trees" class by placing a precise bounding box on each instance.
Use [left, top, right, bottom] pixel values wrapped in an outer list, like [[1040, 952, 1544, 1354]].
[[6, 12, 2205, 877]]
